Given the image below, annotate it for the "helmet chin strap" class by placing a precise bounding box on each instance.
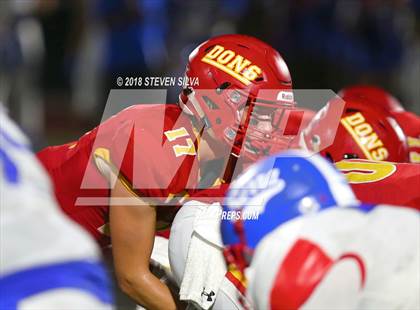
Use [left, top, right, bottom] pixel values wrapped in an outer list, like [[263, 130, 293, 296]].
[[223, 100, 256, 183], [179, 89, 220, 140]]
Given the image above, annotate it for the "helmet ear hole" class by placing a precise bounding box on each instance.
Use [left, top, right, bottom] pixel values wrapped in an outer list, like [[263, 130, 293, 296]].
[[216, 118, 222, 124], [347, 108, 359, 113], [216, 82, 231, 94], [204, 45, 216, 52], [343, 153, 359, 159], [183, 87, 193, 96]]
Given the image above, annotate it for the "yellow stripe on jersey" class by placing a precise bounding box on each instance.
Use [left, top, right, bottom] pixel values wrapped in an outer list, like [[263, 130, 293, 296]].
[[93, 147, 140, 198], [228, 264, 248, 287], [93, 147, 111, 164], [335, 160, 396, 184]]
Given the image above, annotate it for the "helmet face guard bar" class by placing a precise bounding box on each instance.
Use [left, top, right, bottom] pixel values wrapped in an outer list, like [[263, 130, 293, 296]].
[[226, 91, 298, 160], [226, 88, 297, 133]]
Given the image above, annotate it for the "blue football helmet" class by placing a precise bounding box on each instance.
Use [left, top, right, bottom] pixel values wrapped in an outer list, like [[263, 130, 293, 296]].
[[221, 150, 358, 270]]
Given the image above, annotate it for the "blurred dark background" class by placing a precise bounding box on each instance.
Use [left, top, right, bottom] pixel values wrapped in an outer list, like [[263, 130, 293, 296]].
[[1, 0, 419, 150]]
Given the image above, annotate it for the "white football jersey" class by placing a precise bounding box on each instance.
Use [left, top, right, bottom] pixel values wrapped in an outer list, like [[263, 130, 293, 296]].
[[249, 205, 420, 310], [0, 107, 112, 309]]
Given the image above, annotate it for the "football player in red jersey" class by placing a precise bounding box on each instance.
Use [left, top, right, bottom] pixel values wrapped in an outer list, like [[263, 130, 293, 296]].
[[37, 34, 297, 309], [300, 97, 419, 209], [339, 85, 420, 163]]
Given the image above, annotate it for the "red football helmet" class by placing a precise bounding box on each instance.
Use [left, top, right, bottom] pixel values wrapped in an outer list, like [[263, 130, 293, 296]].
[[338, 85, 404, 113], [179, 34, 295, 160], [339, 85, 419, 163], [301, 98, 409, 162]]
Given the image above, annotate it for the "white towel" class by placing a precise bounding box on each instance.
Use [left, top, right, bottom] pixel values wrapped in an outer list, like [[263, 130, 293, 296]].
[[179, 203, 227, 309]]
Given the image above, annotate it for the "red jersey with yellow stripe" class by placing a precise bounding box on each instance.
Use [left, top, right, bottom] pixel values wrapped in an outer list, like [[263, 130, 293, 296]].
[[37, 104, 200, 247], [189, 159, 420, 210], [336, 159, 420, 209], [189, 160, 420, 209]]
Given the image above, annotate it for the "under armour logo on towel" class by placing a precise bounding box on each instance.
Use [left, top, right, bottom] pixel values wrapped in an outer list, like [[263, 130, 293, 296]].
[[201, 288, 215, 302]]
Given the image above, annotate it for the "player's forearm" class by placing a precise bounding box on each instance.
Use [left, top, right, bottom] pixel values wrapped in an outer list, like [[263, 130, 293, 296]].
[[118, 271, 177, 310]]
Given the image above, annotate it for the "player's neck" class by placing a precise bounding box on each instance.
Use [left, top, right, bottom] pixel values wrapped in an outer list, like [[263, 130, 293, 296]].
[[198, 137, 218, 162]]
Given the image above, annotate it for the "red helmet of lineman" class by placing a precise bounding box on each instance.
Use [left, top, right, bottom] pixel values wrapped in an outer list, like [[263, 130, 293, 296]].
[[179, 34, 296, 160], [338, 85, 404, 113], [301, 97, 409, 162], [339, 85, 419, 163]]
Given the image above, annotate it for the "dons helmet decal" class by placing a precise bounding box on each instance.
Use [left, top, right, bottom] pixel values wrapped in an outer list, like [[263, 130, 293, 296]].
[[340, 112, 389, 161], [201, 45, 262, 85]]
